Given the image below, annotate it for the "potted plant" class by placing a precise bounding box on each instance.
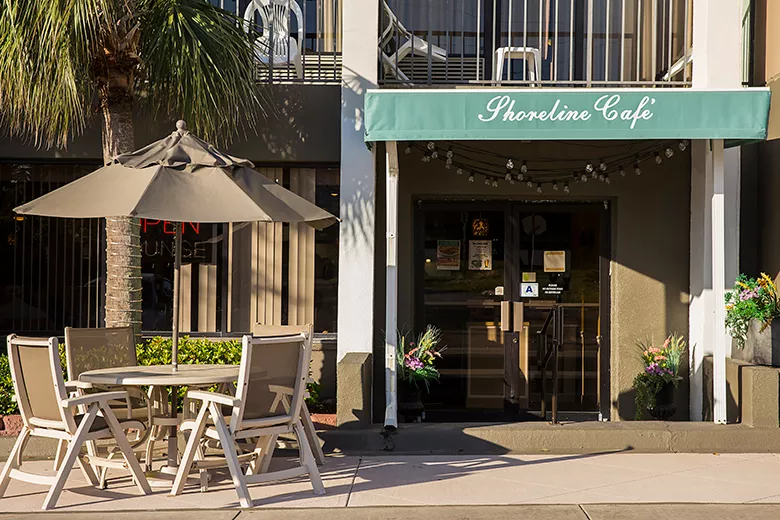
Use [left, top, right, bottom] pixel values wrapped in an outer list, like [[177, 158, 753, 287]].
[[396, 325, 444, 422], [633, 333, 687, 420], [725, 273, 780, 366]]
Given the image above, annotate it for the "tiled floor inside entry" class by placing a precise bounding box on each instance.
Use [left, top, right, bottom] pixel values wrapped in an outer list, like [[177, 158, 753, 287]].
[[3, 453, 780, 511]]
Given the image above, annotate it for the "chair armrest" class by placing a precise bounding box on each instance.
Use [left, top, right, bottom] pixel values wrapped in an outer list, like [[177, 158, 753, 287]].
[[65, 380, 93, 391], [62, 390, 129, 409], [268, 384, 294, 396], [186, 390, 240, 408]]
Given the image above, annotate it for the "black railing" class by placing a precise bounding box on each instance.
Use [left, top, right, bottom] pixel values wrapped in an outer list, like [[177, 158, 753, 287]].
[[537, 304, 563, 424]]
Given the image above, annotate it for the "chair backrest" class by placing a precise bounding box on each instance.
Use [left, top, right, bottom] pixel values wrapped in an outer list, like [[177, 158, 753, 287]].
[[252, 323, 313, 339], [6, 335, 75, 432], [64, 326, 136, 381], [244, 0, 304, 54], [231, 332, 312, 430]]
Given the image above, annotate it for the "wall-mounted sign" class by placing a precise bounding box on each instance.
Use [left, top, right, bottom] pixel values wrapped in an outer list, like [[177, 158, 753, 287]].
[[542, 283, 563, 296], [468, 240, 492, 271], [522, 272, 537, 282], [471, 218, 489, 237], [436, 240, 461, 271], [521, 282, 539, 298], [544, 251, 566, 272]]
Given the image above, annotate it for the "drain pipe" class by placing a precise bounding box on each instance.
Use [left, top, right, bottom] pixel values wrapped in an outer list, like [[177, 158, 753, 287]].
[[382, 141, 399, 450]]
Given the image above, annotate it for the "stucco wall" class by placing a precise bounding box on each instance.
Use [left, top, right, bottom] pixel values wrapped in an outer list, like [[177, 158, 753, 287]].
[[0, 85, 340, 164], [376, 140, 691, 421]]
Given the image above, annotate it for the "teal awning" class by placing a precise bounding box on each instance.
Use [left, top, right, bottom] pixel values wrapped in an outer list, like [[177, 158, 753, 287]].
[[364, 88, 771, 142]]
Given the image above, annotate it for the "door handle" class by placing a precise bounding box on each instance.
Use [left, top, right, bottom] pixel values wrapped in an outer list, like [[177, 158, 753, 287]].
[[513, 302, 524, 332], [500, 301, 511, 332]]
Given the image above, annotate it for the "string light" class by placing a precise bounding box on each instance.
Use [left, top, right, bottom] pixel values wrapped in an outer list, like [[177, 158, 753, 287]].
[[592, 170, 598, 179], [564, 183, 570, 194], [446, 148, 454, 159], [665, 147, 674, 158], [654, 152, 662, 164], [536, 183, 543, 193], [456, 168, 463, 175], [619, 167, 626, 177], [580, 173, 588, 182], [605, 174, 611, 184], [468, 173, 475, 183], [431, 149, 439, 159], [404, 143, 412, 155], [505, 172, 513, 181], [520, 160, 528, 174], [485, 177, 491, 185], [599, 160, 607, 172], [506, 158, 514, 170], [422, 153, 431, 163], [553, 181, 559, 191], [517, 173, 524, 182], [598, 173, 605, 182], [634, 163, 642, 175], [585, 162, 594, 173], [427, 141, 435, 151], [445, 158, 452, 168], [492, 179, 499, 188], [527, 180, 534, 188], [678, 140, 688, 151]]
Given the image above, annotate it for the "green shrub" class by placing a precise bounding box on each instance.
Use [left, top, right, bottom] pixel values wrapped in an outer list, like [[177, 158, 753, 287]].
[[0, 336, 329, 415]]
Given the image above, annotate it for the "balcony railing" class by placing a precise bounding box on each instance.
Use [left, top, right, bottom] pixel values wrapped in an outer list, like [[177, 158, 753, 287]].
[[379, 0, 693, 87], [212, 0, 342, 84]]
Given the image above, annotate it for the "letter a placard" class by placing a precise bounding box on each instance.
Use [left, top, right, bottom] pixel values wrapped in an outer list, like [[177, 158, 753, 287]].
[[521, 282, 539, 298]]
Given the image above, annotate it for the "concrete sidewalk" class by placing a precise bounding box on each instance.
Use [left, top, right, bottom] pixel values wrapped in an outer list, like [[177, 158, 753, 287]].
[[4, 506, 780, 520], [2, 453, 780, 513]]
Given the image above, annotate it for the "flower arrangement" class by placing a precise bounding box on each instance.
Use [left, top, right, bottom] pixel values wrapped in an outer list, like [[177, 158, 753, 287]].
[[632, 333, 687, 420], [725, 273, 780, 349], [396, 325, 445, 392]]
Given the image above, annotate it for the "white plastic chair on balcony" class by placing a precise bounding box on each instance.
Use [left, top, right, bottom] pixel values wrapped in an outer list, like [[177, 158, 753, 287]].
[[244, 0, 304, 79], [493, 47, 541, 86], [379, 0, 448, 84]]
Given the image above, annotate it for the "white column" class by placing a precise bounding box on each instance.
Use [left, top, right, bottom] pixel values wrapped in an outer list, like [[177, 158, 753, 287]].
[[337, 0, 380, 362], [384, 141, 399, 428], [690, 0, 742, 423]]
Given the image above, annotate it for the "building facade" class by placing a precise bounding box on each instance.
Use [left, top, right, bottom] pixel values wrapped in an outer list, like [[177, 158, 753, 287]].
[[0, 0, 776, 424]]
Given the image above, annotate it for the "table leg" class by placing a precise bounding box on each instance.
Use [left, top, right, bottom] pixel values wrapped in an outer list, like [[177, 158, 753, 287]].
[[167, 385, 179, 469]]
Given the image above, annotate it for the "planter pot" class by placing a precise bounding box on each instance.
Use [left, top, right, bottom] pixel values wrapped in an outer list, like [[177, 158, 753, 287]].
[[647, 381, 677, 420], [733, 320, 780, 366], [398, 381, 424, 423]]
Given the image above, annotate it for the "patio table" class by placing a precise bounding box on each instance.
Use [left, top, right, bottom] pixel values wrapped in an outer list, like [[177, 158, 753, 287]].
[[79, 364, 240, 486]]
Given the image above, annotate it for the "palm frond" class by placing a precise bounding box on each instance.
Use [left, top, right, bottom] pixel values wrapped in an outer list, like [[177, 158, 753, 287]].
[[0, 0, 111, 148], [137, 0, 268, 146]]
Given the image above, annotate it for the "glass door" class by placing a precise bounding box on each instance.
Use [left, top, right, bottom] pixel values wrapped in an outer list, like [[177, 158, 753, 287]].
[[416, 204, 511, 419]]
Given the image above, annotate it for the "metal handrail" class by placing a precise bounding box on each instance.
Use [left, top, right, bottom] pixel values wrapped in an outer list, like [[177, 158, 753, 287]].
[[537, 305, 563, 424]]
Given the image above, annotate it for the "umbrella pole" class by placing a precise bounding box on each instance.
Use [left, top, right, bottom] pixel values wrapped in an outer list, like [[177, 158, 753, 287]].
[[172, 223, 182, 372]]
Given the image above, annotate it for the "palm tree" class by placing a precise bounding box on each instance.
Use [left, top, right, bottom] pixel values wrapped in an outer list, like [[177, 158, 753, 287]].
[[0, 0, 265, 336]]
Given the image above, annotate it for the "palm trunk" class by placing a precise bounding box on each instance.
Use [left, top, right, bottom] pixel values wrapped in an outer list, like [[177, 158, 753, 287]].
[[100, 76, 142, 339]]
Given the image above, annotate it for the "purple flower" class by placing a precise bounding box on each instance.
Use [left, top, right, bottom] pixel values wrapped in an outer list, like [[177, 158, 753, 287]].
[[405, 358, 424, 371], [740, 289, 758, 301]]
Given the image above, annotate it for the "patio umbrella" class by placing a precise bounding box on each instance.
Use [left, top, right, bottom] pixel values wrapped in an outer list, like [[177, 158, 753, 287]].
[[15, 121, 337, 371]]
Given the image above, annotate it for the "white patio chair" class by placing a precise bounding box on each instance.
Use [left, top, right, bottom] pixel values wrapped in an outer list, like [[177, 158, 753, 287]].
[[244, 0, 304, 79], [170, 333, 324, 507], [62, 326, 162, 477], [493, 46, 542, 86], [379, 0, 448, 84], [0, 335, 151, 510], [252, 323, 325, 468]]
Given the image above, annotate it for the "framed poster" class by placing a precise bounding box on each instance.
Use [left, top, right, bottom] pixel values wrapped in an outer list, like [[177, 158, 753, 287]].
[[468, 240, 492, 271], [436, 240, 461, 270], [544, 250, 566, 272]]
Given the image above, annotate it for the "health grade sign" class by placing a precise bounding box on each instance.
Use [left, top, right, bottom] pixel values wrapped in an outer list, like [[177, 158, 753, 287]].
[[363, 88, 771, 142]]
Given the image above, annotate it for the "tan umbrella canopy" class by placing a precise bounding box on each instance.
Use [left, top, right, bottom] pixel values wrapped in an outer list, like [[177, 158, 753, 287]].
[[15, 121, 337, 370]]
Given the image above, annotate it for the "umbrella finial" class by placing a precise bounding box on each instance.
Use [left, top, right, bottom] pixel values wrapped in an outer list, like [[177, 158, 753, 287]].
[[176, 120, 188, 134]]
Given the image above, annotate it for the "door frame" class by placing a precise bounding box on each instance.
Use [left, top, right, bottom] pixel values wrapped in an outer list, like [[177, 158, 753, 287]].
[[412, 198, 612, 420]]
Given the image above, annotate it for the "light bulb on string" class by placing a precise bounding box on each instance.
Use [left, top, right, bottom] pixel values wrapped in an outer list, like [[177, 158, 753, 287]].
[[427, 141, 435, 151], [492, 179, 499, 188], [592, 170, 598, 179], [505, 172, 512, 182], [509, 178, 515, 185], [553, 181, 559, 191], [520, 161, 528, 174], [445, 158, 452, 169], [422, 153, 430, 163], [485, 177, 491, 186], [517, 173, 524, 182], [634, 163, 642, 175], [619, 167, 626, 177], [446, 148, 454, 159], [599, 160, 607, 172], [598, 173, 605, 182], [564, 183, 570, 194], [404, 143, 412, 155], [468, 173, 475, 183], [679, 140, 689, 151], [506, 158, 514, 170], [585, 162, 594, 173], [456, 168, 463, 175], [431, 149, 439, 159], [527, 180, 534, 188], [580, 173, 588, 182], [605, 174, 611, 184], [536, 183, 543, 193], [665, 147, 674, 159], [654, 152, 662, 164]]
